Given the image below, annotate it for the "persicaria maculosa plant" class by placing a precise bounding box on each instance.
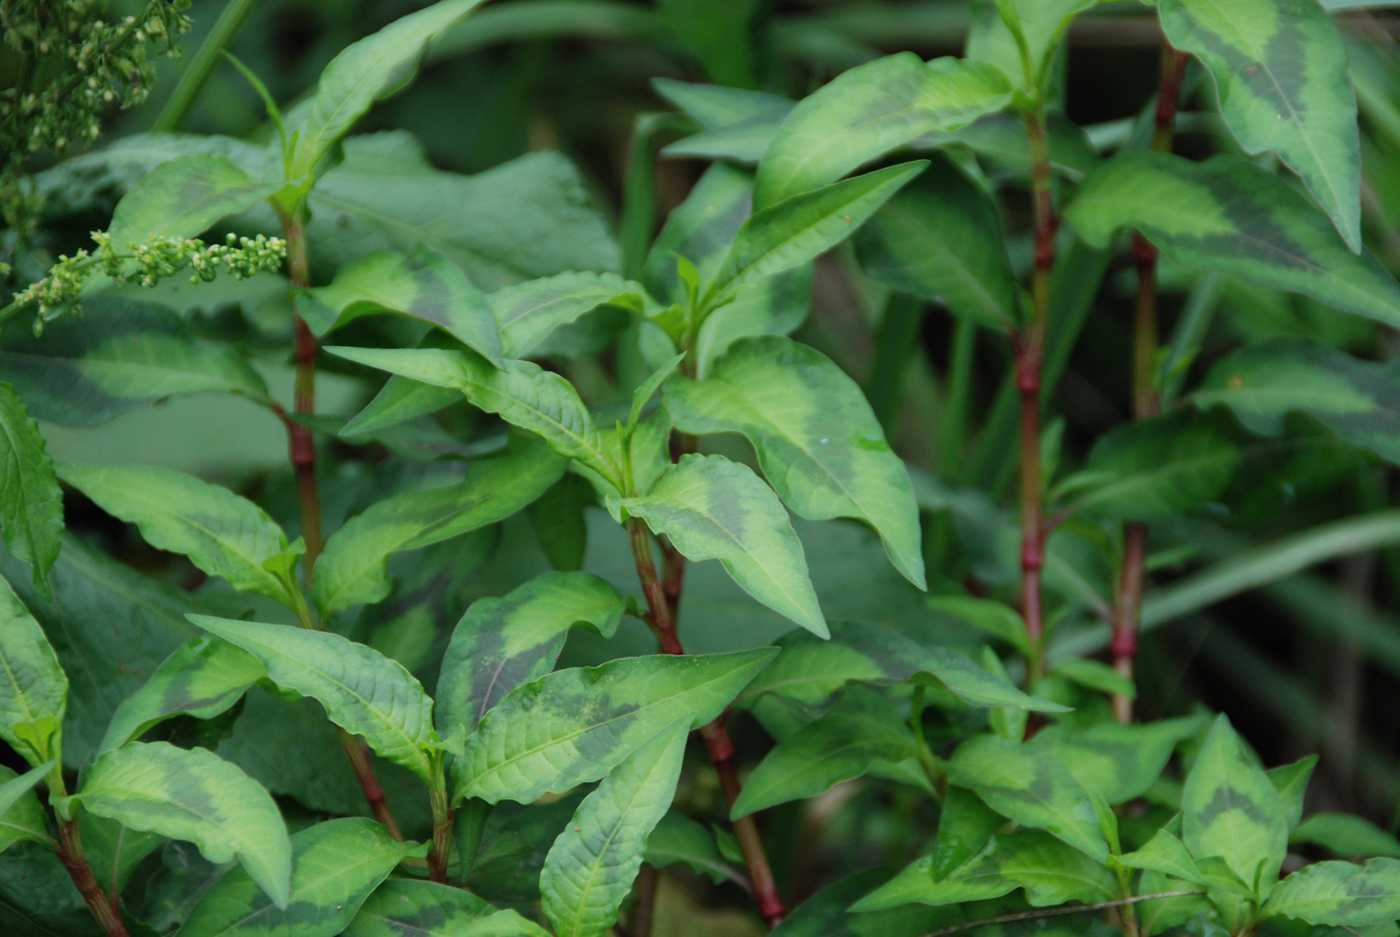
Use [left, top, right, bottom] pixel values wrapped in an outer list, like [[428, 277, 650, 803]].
[[1, 0, 1399, 935]]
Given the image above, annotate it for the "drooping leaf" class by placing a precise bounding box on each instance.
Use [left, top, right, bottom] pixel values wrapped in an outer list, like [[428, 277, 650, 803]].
[[541, 729, 687, 937], [67, 741, 292, 908], [436, 571, 625, 736], [644, 811, 742, 886], [313, 435, 566, 614], [1263, 858, 1400, 926], [187, 615, 436, 781], [0, 576, 67, 768], [305, 249, 503, 364], [57, 463, 295, 603], [853, 158, 1019, 331], [665, 336, 925, 589], [0, 764, 52, 855], [0, 385, 63, 592], [1159, 0, 1362, 250], [1293, 813, 1400, 860], [106, 155, 278, 252], [1064, 152, 1400, 328], [621, 453, 826, 636], [490, 271, 649, 358], [454, 648, 777, 804], [1182, 715, 1289, 898], [344, 878, 549, 937], [177, 818, 419, 937], [99, 638, 264, 755]]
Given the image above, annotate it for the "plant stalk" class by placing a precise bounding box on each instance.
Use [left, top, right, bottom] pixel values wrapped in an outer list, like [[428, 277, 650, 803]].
[[48, 770, 129, 937], [427, 761, 453, 883], [626, 518, 786, 927], [151, 0, 258, 131]]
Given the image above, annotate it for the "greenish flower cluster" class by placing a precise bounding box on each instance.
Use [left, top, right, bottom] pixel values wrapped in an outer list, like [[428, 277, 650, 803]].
[[10, 231, 286, 322]]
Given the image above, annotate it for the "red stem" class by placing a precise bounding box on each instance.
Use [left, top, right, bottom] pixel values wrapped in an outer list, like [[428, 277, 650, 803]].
[[57, 818, 130, 937]]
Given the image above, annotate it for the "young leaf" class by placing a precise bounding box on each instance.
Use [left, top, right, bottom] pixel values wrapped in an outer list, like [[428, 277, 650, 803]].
[[665, 336, 925, 589], [0, 764, 53, 854], [344, 878, 549, 937], [656, 79, 793, 163], [1293, 813, 1400, 860], [732, 685, 918, 819], [176, 817, 419, 937], [187, 614, 436, 781], [1064, 152, 1400, 328], [621, 453, 826, 636], [0, 575, 67, 767], [1159, 0, 1362, 250], [490, 271, 649, 358], [754, 53, 1010, 208], [67, 741, 292, 908], [644, 812, 742, 886], [541, 728, 687, 937], [0, 384, 63, 592], [57, 463, 294, 603], [305, 249, 503, 365], [1268, 754, 1318, 834], [313, 434, 566, 614], [970, 0, 1099, 96], [454, 648, 778, 804], [1182, 715, 1289, 898], [1263, 858, 1400, 926], [853, 158, 1019, 331], [106, 155, 279, 252], [99, 638, 264, 755], [706, 161, 928, 307]]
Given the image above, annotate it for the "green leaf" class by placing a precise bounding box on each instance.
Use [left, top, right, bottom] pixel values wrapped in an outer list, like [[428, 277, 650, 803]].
[[912, 647, 1068, 713], [732, 685, 918, 819], [305, 249, 503, 365], [313, 434, 566, 614], [665, 336, 925, 589], [1052, 657, 1134, 699], [1194, 339, 1400, 467], [177, 818, 419, 937], [284, 0, 488, 187], [187, 614, 436, 781], [344, 878, 549, 937], [0, 575, 67, 767], [490, 271, 649, 358], [106, 155, 278, 252], [68, 740, 291, 908], [621, 453, 826, 636], [1031, 716, 1202, 805], [930, 786, 1006, 880], [853, 158, 1019, 331], [926, 595, 1029, 654], [342, 376, 459, 439], [0, 384, 63, 592], [1268, 754, 1318, 833], [1064, 152, 1400, 328], [1119, 822, 1207, 887], [454, 648, 777, 804], [754, 54, 1010, 209], [656, 78, 792, 163], [771, 869, 953, 937], [644, 812, 741, 885], [0, 764, 53, 854], [947, 734, 1109, 862], [436, 571, 625, 736], [1159, 0, 1361, 250], [1264, 858, 1400, 926], [99, 638, 264, 755], [706, 162, 928, 307], [541, 728, 687, 937], [969, 0, 1099, 97], [1293, 813, 1400, 860], [57, 463, 294, 603], [1182, 714, 1289, 898]]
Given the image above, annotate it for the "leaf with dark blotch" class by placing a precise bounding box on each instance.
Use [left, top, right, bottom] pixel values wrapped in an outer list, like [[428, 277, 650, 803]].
[[490, 271, 649, 358], [1030, 715, 1204, 805], [0, 576, 67, 768], [344, 878, 549, 937], [1263, 858, 1400, 927], [106, 155, 278, 252], [0, 385, 63, 593]]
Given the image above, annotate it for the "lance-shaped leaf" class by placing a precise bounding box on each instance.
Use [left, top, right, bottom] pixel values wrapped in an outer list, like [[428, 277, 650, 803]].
[[0, 576, 67, 767], [106, 155, 279, 252], [344, 878, 549, 937], [1263, 858, 1400, 926], [1293, 813, 1400, 859], [853, 159, 1018, 331], [541, 728, 687, 937], [665, 336, 925, 589], [177, 818, 419, 937], [1269, 755, 1317, 834], [1031, 715, 1204, 805], [732, 686, 918, 819], [656, 78, 794, 164], [0, 764, 53, 854], [0, 296, 270, 427], [644, 812, 742, 886], [1064, 153, 1400, 328], [947, 734, 1108, 862], [436, 572, 625, 736], [341, 376, 459, 439], [67, 741, 291, 908], [1159, 0, 1361, 250], [928, 786, 1005, 882], [57, 463, 294, 603], [313, 434, 565, 614], [770, 869, 952, 937], [284, 0, 487, 185], [1182, 715, 1289, 898], [754, 54, 1010, 209], [0, 384, 62, 592], [99, 638, 264, 755], [305, 249, 503, 365], [911, 649, 1068, 713], [187, 614, 436, 781], [705, 162, 928, 308], [968, 0, 1099, 96], [621, 454, 826, 636], [1119, 822, 1207, 887], [1194, 339, 1400, 467], [454, 648, 777, 804], [490, 271, 649, 357]]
